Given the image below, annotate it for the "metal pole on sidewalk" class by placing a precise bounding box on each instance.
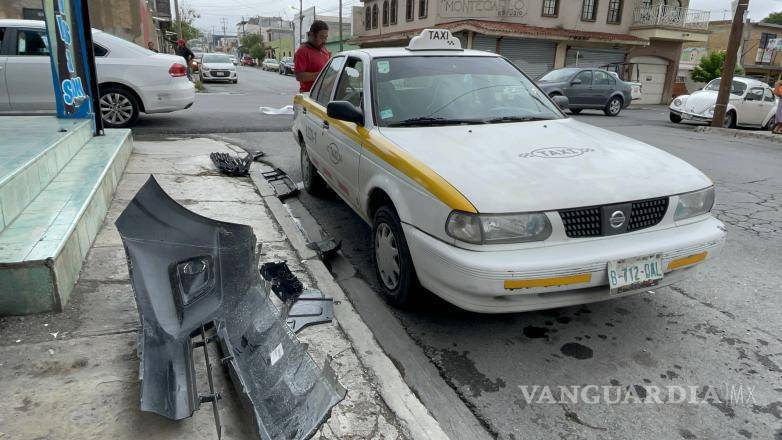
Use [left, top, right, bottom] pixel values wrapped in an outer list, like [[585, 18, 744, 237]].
[[339, 0, 343, 52], [712, 0, 749, 128], [173, 0, 182, 39], [299, 0, 303, 46]]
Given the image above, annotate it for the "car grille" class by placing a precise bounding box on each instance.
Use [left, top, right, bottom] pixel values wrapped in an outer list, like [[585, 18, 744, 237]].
[[560, 207, 602, 238], [559, 197, 669, 238], [627, 197, 669, 231]]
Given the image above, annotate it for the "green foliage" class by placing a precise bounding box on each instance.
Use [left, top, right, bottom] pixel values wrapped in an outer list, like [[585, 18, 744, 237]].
[[249, 44, 265, 61], [691, 51, 744, 83], [172, 7, 201, 41], [762, 11, 782, 25], [240, 34, 263, 50]]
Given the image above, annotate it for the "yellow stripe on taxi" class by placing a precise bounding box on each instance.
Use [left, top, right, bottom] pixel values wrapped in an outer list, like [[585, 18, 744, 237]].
[[504, 273, 592, 290], [667, 252, 708, 271], [294, 95, 477, 213]]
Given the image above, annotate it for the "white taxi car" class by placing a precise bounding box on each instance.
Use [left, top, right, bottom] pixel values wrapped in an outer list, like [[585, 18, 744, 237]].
[[669, 77, 777, 129], [292, 29, 726, 313]]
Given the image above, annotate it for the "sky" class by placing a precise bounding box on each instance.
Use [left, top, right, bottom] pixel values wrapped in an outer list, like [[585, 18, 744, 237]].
[[187, 0, 782, 34]]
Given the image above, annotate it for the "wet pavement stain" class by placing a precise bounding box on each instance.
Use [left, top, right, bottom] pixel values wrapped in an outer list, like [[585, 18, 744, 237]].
[[433, 349, 506, 398], [522, 326, 550, 339], [559, 342, 593, 360]]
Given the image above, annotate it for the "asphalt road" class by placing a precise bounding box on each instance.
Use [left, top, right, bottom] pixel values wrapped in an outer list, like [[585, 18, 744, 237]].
[[130, 69, 782, 439], [132, 66, 297, 134]]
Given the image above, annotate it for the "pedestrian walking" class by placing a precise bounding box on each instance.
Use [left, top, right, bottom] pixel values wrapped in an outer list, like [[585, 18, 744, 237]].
[[175, 39, 195, 80], [774, 80, 782, 134], [294, 21, 331, 93]]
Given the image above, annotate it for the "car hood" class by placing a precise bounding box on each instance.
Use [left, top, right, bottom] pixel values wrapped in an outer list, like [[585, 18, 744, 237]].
[[377, 119, 712, 213], [203, 62, 234, 69], [682, 90, 740, 114]]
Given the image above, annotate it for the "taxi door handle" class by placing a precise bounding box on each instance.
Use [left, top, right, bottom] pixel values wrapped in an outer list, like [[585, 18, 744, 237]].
[[322, 120, 330, 129]]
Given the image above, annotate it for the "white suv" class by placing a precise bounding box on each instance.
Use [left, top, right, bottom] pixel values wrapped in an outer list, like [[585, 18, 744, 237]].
[[0, 19, 195, 128]]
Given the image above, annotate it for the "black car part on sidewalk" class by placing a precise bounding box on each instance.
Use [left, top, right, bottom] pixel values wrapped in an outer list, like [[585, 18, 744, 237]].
[[116, 176, 345, 440], [260, 261, 334, 333], [261, 168, 300, 200], [210, 152, 253, 176]]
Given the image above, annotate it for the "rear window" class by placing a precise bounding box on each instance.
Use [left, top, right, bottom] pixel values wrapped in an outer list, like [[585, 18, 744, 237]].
[[94, 31, 154, 56]]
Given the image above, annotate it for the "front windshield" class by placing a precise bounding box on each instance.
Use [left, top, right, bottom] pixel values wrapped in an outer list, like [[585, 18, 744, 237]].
[[539, 68, 580, 83], [281, 57, 292, 63], [203, 54, 231, 63], [704, 79, 747, 96], [372, 56, 563, 127]]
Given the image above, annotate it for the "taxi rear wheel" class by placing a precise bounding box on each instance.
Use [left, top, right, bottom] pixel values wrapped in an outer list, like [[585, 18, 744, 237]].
[[373, 205, 418, 307], [300, 143, 328, 196]]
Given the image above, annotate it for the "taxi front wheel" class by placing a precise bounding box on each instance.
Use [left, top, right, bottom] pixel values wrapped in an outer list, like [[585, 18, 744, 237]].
[[300, 144, 328, 196], [373, 205, 419, 307]]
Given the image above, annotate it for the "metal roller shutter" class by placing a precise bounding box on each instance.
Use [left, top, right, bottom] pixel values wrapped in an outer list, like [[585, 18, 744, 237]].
[[472, 35, 498, 53], [499, 38, 556, 80], [566, 47, 627, 68]]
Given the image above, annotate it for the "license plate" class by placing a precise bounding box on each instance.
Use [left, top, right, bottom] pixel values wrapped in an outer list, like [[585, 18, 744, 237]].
[[607, 254, 663, 294], [682, 113, 693, 120], [216, 72, 226, 76]]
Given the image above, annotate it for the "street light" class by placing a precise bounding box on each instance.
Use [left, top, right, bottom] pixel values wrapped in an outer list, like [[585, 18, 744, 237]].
[[289, 4, 302, 48]]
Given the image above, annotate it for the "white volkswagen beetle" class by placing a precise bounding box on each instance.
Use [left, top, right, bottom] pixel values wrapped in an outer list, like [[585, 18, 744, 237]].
[[669, 77, 777, 129], [292, 29, 727, 313]]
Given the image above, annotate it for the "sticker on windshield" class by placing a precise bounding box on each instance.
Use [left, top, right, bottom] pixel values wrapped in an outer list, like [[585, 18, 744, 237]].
[[377, 61, 390, 74], [380, 108, 394, 119]]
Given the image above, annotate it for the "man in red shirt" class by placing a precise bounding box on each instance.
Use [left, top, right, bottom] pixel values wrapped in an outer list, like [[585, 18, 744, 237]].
[[294, 20, 331, 93]]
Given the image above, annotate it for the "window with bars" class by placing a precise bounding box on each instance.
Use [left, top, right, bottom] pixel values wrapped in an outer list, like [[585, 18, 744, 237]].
[[406, 0, 414, 21], [542, 0, 558, 17], [607, 0, 622, 23], [372, 4, 379, 28], [391, 0, 398, 24], [383, 0, 389, 26], [365, 6, 372, 30], [419, 0, 428, 18], [581, 0, 598, 21]]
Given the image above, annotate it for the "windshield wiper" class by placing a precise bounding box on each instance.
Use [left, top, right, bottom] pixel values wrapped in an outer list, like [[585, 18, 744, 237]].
[[386, 117, 486, 127], [484, 116, 553, 124]]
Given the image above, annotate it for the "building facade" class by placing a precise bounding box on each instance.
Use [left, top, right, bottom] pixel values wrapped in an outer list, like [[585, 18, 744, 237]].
[[351, 0, 711, 104], [1, 0, 161, 49], [705, 20, 782, 84]]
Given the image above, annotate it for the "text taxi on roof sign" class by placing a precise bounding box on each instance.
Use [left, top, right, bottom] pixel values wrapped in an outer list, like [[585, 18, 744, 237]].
[[290, 28, 726, 313]]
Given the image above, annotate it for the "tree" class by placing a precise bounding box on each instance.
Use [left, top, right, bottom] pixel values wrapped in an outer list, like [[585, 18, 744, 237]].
[[762, 11, 782, 25], [172, 7, 201, 42], [690, 51, 745, 83], [239, 34, 263, 53], [249, 44, 265, 61]]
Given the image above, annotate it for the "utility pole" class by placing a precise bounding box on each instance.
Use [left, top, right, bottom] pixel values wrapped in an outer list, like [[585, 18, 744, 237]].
[[299, 0, 303, 47], [173, 0, 182, 38], [339, 0, 343, 52], [712, 0, 749, 128]]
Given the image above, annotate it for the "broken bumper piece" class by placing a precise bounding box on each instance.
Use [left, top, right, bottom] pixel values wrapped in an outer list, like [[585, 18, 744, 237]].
[[116, 176, 345, 439]]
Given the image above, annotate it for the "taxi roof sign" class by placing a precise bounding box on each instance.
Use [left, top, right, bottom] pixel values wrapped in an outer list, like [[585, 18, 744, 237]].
[[407, 29, 462, 51]]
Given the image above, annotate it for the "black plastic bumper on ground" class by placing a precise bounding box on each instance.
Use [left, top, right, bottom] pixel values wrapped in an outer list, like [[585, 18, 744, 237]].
[[116, 176, 345, 439]]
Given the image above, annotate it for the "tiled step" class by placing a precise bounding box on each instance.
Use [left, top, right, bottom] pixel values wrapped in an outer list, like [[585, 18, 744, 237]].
[[0, 117, 94, 232], [0, 128, 133, 315]]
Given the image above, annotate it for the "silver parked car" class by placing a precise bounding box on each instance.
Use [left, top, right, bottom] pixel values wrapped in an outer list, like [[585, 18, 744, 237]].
[[199, 53, 238, 83], [536, 67, 633, 116]]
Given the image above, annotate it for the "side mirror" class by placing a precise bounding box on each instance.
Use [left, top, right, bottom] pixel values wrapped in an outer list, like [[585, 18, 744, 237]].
[[552, 95, 570, 110], [570, 79, 582, 85], [327, 101, 364, 126]]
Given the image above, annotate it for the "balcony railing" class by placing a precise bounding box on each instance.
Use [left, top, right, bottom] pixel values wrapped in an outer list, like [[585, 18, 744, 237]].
[[632, 4, 710, 30]]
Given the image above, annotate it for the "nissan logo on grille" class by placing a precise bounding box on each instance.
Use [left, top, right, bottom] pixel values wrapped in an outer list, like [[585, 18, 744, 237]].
[[609, 210, 626, 229]]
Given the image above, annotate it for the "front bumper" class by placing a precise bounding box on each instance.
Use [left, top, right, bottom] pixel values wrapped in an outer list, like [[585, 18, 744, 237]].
[[670, 109, 712, 122], [404, 216, 726, 313], [201, 70, 238, 81]]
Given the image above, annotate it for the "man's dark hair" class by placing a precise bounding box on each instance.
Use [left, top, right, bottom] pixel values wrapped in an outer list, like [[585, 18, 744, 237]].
[[309, 20, 329, 34]]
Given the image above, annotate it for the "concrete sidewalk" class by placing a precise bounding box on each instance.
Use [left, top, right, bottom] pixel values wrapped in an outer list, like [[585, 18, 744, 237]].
[[0, 137, 422, 439], [695, 125, 781, 144]]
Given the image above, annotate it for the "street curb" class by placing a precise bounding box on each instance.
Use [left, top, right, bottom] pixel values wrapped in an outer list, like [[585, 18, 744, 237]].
[[694, 126, 781, 144], [248, 166, 451, 440]]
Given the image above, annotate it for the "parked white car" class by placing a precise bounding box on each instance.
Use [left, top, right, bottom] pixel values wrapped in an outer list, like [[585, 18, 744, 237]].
[[669, 77, 777, 129], [0, 19, 195, 128], [293, 29, 726, 313], [199, 53, 238, 83]]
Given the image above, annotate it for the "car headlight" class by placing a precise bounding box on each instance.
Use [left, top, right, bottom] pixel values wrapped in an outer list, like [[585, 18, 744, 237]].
[[446, 211, 552, 244], [673, 98, 682, 107], [202, 66, 210, 71], [675, 187, 715, 221]]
